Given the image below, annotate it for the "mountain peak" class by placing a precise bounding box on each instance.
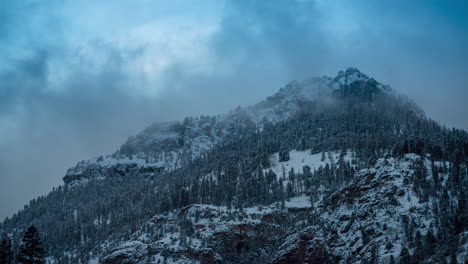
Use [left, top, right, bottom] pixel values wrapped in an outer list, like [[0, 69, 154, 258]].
[[330, 67, 393, 96], [333, 67, 370, 86], [344, 66, 362, 74]]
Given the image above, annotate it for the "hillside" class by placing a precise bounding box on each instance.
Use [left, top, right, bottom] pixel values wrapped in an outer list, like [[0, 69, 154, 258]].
[[1, 68, 467, 264]]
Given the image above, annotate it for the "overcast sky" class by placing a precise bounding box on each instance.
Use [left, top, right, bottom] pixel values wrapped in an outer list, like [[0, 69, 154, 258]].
[[1, 0, 467, 220]]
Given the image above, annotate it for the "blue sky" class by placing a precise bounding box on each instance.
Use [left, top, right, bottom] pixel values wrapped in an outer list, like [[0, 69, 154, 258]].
[[0, 0, 467, 220]]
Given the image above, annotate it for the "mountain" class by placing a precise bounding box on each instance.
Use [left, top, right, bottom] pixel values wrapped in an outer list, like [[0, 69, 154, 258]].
[[1, 68, 467, 264], [62, 67, 396, 187]]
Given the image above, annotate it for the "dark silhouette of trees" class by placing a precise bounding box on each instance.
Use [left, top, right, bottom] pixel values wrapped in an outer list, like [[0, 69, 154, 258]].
[[0, 237, 14, 264], [17, 226, 45, 264]]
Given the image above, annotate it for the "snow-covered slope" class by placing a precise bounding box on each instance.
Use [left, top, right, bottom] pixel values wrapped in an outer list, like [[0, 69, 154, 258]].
[[273, 154, 467, 264], [98, 153, 466, 263], [265, 150, 355, 178], [96, 149, 352, 263], [63, 67, 389, 186]]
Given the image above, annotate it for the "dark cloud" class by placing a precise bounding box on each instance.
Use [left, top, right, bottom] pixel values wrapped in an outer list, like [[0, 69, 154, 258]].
[[1, 0, 467, 220], [211, 0, 331, 83]]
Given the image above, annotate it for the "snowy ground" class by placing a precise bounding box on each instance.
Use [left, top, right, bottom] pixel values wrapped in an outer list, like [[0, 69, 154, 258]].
[[265, 149, 355, 177]]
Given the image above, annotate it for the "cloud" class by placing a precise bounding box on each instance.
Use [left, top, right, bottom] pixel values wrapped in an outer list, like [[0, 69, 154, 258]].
[[0, 0, 225, 220], [1, 0, 467, 220]]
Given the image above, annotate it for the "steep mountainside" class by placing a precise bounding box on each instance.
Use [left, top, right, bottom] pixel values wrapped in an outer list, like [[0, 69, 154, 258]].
[[62, 67, 395, 187], [100, 154, 466, 264], [1, 68, 467, 264]]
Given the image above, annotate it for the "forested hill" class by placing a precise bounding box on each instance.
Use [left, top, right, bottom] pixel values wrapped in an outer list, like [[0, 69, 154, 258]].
[[1, 68, 467, 263]]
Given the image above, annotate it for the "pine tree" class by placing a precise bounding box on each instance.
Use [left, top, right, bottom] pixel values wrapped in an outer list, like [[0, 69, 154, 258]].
[[424, 230, 436, 257], [286, 182, 294, 198], [17, 225, 46, 264], [0, 237, 14, 264], [399, 247, 411, 264], [449, 253, 457, 264], [279, 147, 290, 162]]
